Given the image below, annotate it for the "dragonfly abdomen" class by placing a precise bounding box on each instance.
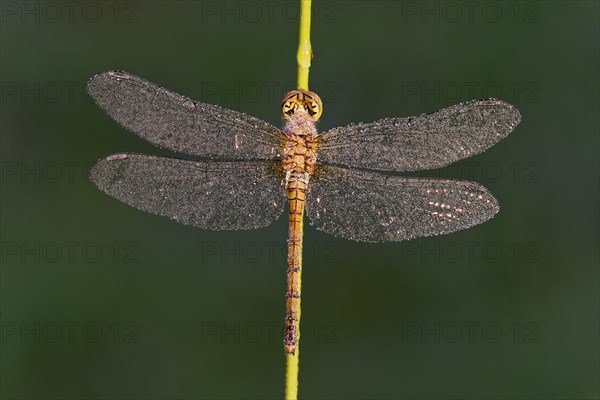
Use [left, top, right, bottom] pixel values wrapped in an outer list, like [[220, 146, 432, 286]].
[[284, 172, 308, 354], [281, 117, 318, 355]]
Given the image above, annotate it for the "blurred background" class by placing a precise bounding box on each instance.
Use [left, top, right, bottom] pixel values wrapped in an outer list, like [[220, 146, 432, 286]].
[[1, 1, 598, 398]]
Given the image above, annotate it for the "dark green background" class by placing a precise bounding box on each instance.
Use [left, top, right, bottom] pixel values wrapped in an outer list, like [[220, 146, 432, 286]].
[[1, 1, 598, 398]]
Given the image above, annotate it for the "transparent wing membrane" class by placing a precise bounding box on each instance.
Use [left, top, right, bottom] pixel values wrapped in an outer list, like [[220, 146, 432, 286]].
[[306, 166, 499, 242], [87, 70, 518, 241], [90, 154, 286, 230], [87, 71, 285, 160], [317, 99, 520, 172]]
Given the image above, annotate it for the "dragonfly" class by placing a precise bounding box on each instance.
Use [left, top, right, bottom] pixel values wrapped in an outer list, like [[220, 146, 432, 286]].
[[87, 71, 521, 354]]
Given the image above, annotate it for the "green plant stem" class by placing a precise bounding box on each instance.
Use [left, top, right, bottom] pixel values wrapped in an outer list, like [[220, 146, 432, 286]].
[[285, 210, 303, 399], [285, 2, 311, 397], [296, 0, 312, 91]]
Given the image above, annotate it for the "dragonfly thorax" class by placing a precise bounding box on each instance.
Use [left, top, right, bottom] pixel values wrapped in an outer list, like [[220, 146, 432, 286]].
[[280, 91, 319, 178], [283, 111, 318, 138]]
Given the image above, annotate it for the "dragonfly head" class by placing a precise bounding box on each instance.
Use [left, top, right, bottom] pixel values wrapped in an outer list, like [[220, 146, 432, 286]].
[[281, 90, 322, 121]]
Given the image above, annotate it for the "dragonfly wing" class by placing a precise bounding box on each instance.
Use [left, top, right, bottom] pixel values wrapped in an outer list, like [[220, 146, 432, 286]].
[[90, 154, 286, 230], [305, 166, 499, 242], [317, 99, 520, 171], [87, 71, 285, 160]]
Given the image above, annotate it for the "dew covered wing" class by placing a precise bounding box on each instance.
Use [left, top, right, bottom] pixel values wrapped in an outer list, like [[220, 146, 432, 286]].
[[305, 166, 499, 242], [317, 99, 521, 172], [90, 154, 287, 230], [87, 71, 285, 161]]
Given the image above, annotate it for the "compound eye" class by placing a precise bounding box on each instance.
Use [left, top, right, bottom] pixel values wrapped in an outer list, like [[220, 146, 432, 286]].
[[281, 91, 300, 118], [281, 99, 294, 117], [304, 92, 323, 121]]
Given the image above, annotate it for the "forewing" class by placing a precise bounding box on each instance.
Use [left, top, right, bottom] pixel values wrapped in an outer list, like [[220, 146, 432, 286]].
[[90, 154, 286, 230], [317, 99, 520, 171], [305, 166, 499, 242], [87, 71, 285, 160]]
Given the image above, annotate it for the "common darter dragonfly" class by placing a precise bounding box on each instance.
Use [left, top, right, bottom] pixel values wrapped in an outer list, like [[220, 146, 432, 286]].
[[88, 71, 521, 354]]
